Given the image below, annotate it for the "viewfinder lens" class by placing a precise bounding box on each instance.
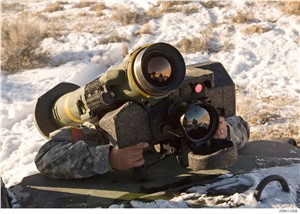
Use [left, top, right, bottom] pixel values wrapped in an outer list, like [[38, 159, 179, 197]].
[[147, 57, 171, 86], [181, 105, 211, 140]]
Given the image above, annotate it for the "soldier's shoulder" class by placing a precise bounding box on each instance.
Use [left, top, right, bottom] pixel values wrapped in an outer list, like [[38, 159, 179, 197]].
[[226, 116, 249, 127], [49, 122, 106, 145], [48, 123, 93, 142]]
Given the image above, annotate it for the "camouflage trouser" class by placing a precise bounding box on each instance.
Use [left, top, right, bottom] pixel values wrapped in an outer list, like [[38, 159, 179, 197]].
[[35, 116, 250, 179]]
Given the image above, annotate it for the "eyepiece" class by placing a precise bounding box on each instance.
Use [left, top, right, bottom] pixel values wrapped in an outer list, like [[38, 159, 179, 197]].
[[130, 43, 185, 98]]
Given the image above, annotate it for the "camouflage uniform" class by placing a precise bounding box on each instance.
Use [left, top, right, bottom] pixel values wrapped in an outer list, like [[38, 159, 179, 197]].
[[226, 116, 250, 150], [35, 116, 250, 179]]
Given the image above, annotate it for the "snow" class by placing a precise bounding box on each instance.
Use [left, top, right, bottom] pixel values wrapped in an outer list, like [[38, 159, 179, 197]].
[[177, 165, 300, 208], [1, 0, 299, 209], [108, 165, 299, 208]]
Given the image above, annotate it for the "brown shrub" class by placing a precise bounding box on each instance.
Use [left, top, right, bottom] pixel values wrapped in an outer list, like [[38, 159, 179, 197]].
[[44, 2, 64, 13], [90, 3, 106, 17], [73, 1, 94, 9], [236, 91, 300, 144], [145, 1, 198, 20], [1, 15, 49, 72], [243, 25, 271, 34], [175, 26, 213, 54], [108, 1, 198, 26], [279, 2, 300, 16], [200, 1, 228, 9], [90, 3, 106, 12], [231, 10, 255, 23], [2, 2, 26, 12], [98, 31, 129, 44], [135, 23, 153, 36], [159, 1, 198, 14], [219, 31, 234, 52], [111, 6, 140, 25]]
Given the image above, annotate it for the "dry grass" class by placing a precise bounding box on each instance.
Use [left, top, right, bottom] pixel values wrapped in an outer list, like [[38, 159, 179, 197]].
[[44, 2, 64, 13], [231, 10, 255, 23], [249, 122, 300, 145], [219, 33, 234, 52], [279, 2, 300, 16], [90, 2, 105, 17], [135, 23, 153, 36], [1, 14, 49, 72], [98, 31, 129, 44], [2, 2, 26, 12], [110, 6, 141, 25], [175, 26, 213, 54], [200, 1, 228, 9], [76, 11, 93, 17], [145, 1, 198, 21], [90, 2, 106, 11], [73, 1, 94, 9], [89, 3, 106, 17], [175, 24, 233, 54], [236, 91, 300, 144], [243, 24, 271, 34], [175, 37, 208, 54], [160, 1, 198, 14]]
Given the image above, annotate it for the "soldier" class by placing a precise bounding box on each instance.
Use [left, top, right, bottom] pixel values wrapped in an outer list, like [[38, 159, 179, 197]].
[[35, 116, 250, 179]]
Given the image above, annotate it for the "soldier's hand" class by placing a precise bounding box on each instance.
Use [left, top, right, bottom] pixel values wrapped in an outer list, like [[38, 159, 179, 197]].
[[213, 116, 228, 139], [109, 142, 149, 171]]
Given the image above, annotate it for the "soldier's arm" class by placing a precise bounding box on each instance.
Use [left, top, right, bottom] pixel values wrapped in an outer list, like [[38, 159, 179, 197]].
[[225, 116, 250, 150], [35, 125, 112, 179]]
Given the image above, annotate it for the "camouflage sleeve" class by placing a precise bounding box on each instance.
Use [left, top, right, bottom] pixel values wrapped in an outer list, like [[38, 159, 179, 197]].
[[225, 116, 250, 150], [35, 123, 112, 179]]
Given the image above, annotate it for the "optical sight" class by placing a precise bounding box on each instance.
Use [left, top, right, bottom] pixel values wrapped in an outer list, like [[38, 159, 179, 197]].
[[34, 43, 185, 138], [99, 61, 237, 170], [34, 43, 238, 173]]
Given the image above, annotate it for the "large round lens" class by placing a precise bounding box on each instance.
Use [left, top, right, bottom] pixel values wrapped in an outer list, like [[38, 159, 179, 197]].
[[179, 103, 219, 145], [130, 43, 185, 99], [147, 57, 172, 87], [181, 105, 211, 140]]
